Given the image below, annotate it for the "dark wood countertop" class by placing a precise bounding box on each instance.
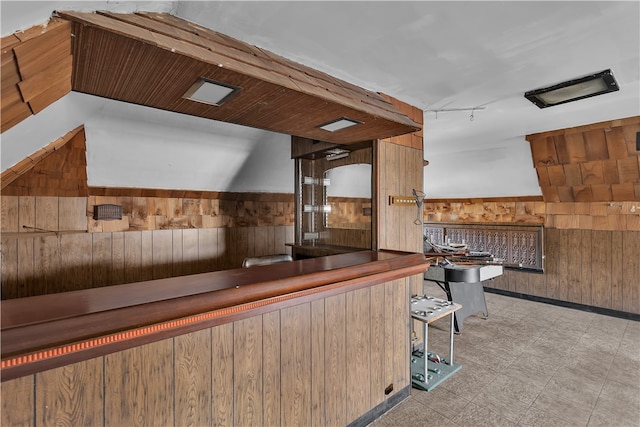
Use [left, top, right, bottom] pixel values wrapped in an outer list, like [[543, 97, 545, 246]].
[[1, 250, 428, 381]]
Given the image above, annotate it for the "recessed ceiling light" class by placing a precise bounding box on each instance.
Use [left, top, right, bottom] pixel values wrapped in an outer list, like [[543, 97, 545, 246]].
[[524, 69, 619, 108], [183, 78, 240, 106], [318, 117, 362, 132]]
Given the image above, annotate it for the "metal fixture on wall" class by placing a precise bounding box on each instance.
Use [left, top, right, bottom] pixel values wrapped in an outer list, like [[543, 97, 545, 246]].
[[425, 107, 486, 121], [524, 69, 619, 108], [93, 204, 123, 221]]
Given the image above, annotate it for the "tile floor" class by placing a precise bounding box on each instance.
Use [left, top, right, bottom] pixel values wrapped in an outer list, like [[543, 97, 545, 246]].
[[369, 281, 640, 427]]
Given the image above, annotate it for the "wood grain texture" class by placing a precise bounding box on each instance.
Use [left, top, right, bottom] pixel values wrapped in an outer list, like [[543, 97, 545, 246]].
[[140, 231, 153, 281], [152, 229, 173, 279], [16, 238, 34, 298], [105, 339, 173, 427], [369, 283, 386, 407], [1, 238, 18, 299], [234, 315, 263, 427], [580, 230, 593, 306], [610, 231, 624, 311], [175, 329, 211, 427], [528, 117, 640, 204], [310, 299, 325, 427], [346, 287, 372, 423], [1, 375, 34, 426], [393, 278, 410, 391], [212, 323, 233, 426], [60, 233, 92, 292], [324, 293, 346, 426], [36, 358, 102, 426], [92, 232, 112, 287], [1, 196, 19, 232], [263, 311, 281, 427], [281, 303, 312, 427], [566, 230, 582, 304], [622, 232, 640, 314], [181, 229, 199, 275], [34, 235, 59, 296], [591, 231, 612, 309]]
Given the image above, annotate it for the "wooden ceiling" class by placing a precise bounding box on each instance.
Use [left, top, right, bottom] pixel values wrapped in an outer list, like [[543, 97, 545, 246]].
[[55, 11, 421, 144], [528, 116, 640, 202]]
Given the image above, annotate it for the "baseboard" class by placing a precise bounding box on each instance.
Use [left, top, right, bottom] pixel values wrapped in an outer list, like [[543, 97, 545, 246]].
[[484, 287, 640, 321], [347, 385, 411, 427]]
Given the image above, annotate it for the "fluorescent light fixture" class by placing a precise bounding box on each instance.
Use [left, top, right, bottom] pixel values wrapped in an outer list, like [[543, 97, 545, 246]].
[[525, 69, 619, 108], [318, 117, 362, 132], [183, 78, 240, 106]]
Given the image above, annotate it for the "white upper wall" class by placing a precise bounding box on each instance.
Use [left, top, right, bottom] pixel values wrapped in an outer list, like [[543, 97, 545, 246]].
[[2, 1, 639, 198]]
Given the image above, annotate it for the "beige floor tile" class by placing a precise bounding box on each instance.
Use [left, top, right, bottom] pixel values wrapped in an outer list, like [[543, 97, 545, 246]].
[[518, 406, 585, 427], [470, 374, 542, 423], [602, 352, 639, 387], [371, 397, 450, 427], [369, 290, 638, 427], [589, 379, 640, 427], [411, 385, 472, 419], [543, 367, 603, 409], [530, 390, 593, 426], [451, 402, 517, 427]]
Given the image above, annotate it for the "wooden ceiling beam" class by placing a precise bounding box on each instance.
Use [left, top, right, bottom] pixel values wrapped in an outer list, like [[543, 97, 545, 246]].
[[56, 10, 421, 144]]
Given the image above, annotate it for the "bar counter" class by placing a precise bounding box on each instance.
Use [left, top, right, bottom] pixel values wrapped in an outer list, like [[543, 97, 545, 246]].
[[2, 250, 427, 382]]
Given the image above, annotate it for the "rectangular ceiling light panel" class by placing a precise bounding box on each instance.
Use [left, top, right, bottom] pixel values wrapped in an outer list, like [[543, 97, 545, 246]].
[[525, 69, 619, 108], [318, 117, 363, 132], [184, 78, 240, 106]]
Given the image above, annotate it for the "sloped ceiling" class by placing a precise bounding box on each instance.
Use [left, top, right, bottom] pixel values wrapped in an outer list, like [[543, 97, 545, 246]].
[[2, 1, 639, 199]]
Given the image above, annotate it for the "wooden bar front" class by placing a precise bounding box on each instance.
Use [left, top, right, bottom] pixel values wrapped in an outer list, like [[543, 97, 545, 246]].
[[1, 250, 427, 426]]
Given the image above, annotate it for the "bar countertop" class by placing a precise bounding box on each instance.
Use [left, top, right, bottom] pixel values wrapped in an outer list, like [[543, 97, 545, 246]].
[[1, 250, 428, 381]]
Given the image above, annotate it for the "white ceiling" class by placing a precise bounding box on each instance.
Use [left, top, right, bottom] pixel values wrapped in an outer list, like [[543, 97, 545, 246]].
[[2, 1, 639, 198]]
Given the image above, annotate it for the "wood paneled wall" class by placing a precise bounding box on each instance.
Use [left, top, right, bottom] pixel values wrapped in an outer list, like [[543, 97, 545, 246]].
[[1, 277, 413, 426], [1, 194, 294, 299], [423, 199, 640, 231], [1, 18, 73, 132], [376, 95, 424, 254], [485, 228, 640, 315], [424, 198, 545, 225], [422, 197, 640, 314], [528, 116, 640, 202]]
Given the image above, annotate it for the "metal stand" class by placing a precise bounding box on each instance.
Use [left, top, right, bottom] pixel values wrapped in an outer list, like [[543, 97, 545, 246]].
[[410, 295, 462, 391]]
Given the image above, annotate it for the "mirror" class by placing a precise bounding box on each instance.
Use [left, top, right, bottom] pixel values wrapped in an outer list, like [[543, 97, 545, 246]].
[[324, 163, 372, 229]]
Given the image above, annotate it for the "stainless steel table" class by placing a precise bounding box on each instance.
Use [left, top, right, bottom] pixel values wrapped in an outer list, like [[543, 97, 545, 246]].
[[424, 262, 503, 332]]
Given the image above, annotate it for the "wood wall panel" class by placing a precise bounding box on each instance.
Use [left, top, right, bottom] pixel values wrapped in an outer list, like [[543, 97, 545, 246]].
[[174, 329, 211, 427], [281, 303, 312, 427], [478, 229, 640, 315], [622, 232, 640, 313], [212, 323, 234, 427], [36, 358, 102, 426], [346, 287, 372, 422], [263, 311, 281, 427], [566, 230, 582, 304], [591, 230, 612, 309], [105, 339, 173, 427], [324, 294, 347, 426], [1, 375, 34, 426], [234, 316, 264, 427], [528, 116, 640, 203], [611, 231, 624, 312], [1, 238, 18, 299], [369, 283, 386, 407], [2, 277, 412, 425]]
